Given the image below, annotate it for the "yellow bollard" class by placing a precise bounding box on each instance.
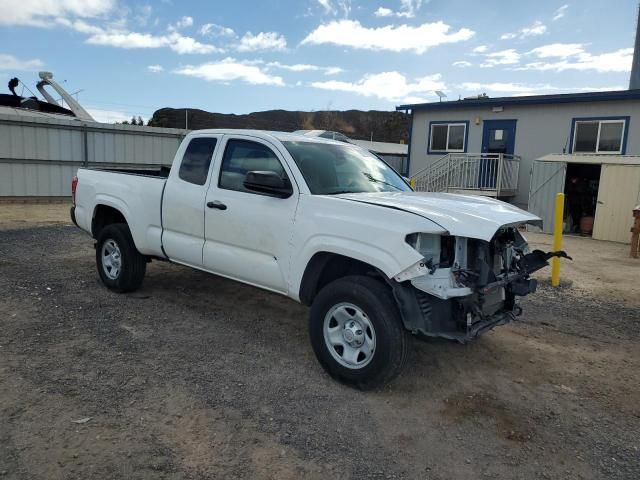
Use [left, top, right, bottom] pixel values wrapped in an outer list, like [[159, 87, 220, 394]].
[[410, 177, 417, 190], [551, 192, 565, 287]]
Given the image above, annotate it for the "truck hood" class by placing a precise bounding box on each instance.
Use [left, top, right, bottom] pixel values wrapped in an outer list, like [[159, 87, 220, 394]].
[[335, 192, 542, 241]]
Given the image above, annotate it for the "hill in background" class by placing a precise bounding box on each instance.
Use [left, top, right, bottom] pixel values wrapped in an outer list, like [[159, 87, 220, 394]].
[[148, 108, 409, 143]]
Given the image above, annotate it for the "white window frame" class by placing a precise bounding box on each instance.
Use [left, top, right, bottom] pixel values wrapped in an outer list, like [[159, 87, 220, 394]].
[[573, 119, 626, 155], [429, 123, 466, 153]]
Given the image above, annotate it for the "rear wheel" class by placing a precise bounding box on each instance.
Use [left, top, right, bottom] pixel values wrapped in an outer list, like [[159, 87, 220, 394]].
[[96, 223, 146, 293], [309, 275, 409, 389]]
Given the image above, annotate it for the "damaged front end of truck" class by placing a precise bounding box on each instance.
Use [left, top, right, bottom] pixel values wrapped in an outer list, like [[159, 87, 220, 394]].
[[391, 224, 571, 342]]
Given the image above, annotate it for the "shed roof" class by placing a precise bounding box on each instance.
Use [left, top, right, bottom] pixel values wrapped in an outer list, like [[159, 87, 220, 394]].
[[538, 154, 640, 166], [396, 89, 640, 112]]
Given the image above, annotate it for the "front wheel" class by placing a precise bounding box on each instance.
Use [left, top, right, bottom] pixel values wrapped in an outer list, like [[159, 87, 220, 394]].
[[96, 223, 146, 293], [309, 275, 409, 390]]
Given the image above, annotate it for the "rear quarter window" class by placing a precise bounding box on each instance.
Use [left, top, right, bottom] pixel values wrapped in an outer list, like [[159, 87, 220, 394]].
[[179, 137, 218, 185]]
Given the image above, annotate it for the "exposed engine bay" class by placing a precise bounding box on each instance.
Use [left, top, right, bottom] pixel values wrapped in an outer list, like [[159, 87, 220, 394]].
[[392, 225, 571, 342]]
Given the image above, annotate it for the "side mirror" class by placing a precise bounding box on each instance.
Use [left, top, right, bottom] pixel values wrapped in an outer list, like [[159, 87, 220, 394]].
[[243, 171, 293, 198]]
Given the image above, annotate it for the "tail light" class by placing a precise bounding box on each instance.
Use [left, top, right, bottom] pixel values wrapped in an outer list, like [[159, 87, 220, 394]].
[[71, 175, 78, 206]]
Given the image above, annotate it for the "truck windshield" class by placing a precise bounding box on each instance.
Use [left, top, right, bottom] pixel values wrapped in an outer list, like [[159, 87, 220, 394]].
[[283, 141, 411, 195]]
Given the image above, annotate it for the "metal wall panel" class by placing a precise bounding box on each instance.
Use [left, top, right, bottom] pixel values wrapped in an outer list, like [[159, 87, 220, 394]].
[[0, 114, 184, 197], [593, 165, 640, 243], [527, 160, 567, 233]]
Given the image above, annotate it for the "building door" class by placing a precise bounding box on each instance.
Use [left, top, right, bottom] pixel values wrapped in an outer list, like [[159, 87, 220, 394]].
[[593, 165, 640, 243], [527, 161, 567, 234], [480, 120, 517, 188]]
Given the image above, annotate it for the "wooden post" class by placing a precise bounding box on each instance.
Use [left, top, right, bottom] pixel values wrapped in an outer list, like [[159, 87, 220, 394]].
[[631, 206, 640, 259], [551, 193, 565, 287]]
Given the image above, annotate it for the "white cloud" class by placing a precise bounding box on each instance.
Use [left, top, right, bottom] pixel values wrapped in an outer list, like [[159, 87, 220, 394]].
[[171, 16, 193, 30], [471, 45, 488, 53], [86, 30, 220, 54], [267, 62, 344, 75], [147, 64, 164, 73], [480, 49, 520, 67], [397, 0, 424, 18], [316, 0, 351, 16], [86, 107, 135, 124], [518, 48, 633, 73], [553, 4, 568, 21], [310, 71, 445, 102], [175, 58, 285, 86], [317, 0, 336, 14], [168, 34, 219, 54], [374, 7, 393, 17], [199, 23, 235, 37], [460, 81, 552, 95], [500, 21, 547, 40], [268, 62, 320, 72], [458, 82, 624, 97], [372, 1, 424, 19], [324, 66, 344, 75], [236, 31, 287, 52], [452, 60, 472, 67], [55, 17, 103, 34], [301, 20, 474, 54], [0, 0, 116, 27], [529, 43, 585, 58], [0, 53, 44, 71]]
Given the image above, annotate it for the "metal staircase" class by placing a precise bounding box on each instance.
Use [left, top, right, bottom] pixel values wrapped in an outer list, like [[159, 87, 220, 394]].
[[411, 153, 521, 197]]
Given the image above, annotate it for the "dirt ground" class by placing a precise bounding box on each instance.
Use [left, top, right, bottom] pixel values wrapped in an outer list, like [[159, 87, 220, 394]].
[[1, 203, 639, 479]]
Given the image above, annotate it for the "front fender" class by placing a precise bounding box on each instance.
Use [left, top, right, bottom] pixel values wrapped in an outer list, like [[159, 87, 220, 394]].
[[288, 234, 422, 301]]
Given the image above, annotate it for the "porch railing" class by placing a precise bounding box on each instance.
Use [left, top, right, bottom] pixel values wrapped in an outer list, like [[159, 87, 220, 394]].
[[412, 153, 521, 197]]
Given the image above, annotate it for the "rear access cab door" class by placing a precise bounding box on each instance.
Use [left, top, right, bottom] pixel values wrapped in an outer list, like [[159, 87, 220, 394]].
[[162, 134, 222, 267], [202, 134, 300, 294]]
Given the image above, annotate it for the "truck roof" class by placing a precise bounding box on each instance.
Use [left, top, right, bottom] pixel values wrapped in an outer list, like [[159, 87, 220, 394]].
[[185, 129, 349, 146]]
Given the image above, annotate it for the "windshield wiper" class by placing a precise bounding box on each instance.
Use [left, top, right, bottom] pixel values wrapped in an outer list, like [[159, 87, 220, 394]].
[[324, 189, 358, 195], [361, 172, 402, 191]]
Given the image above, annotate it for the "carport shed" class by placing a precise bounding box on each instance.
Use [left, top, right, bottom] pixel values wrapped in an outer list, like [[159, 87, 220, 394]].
[[528, 154, 640, 243]]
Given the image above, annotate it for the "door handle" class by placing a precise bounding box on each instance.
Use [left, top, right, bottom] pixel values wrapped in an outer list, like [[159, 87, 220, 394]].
[[207, 201, 227, 210]]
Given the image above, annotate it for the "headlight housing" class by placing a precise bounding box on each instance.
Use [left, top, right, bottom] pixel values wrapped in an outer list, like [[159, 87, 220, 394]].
[[405, 233, 441, 263]]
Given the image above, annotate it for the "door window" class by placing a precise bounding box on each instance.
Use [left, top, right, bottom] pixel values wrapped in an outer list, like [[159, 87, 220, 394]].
[[488, 129, 509, 153], [179, 137, 218, 185], [219, 139, 289, 193]]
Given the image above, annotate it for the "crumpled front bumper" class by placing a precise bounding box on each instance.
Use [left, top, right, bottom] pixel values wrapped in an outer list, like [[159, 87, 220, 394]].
[[391, 249, 570, 343]]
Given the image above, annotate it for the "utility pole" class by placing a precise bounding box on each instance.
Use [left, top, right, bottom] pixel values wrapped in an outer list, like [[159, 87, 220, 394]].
[[630, 3, 640, 89]]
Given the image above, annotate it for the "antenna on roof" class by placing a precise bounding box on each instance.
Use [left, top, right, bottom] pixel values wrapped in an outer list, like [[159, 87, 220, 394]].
[[435, 91, 447, 102]]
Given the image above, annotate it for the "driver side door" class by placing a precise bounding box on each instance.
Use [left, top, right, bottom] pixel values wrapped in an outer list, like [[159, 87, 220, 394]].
[[202, 135, 299, 293]]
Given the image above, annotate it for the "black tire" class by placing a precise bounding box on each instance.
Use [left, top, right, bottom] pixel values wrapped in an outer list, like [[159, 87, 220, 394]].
[[309, 275, 409, 390], [96, 223, 146, 293]]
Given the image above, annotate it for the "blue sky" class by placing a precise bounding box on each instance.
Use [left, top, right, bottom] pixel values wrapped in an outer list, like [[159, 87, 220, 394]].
[[0, 0, 637, 123]]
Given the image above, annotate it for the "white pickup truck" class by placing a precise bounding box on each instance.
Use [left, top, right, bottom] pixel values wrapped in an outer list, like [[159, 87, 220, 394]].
[[71, 129, 568, 389]]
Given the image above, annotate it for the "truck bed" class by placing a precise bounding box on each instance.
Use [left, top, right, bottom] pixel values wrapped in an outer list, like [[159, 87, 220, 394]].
[[73, 168, 167, 257], [88, 165, 171, 178]]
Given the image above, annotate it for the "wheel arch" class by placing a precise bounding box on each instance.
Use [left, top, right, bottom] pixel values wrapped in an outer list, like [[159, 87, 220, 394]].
[[92, 203, 129, 239], [298, 252, 389, 306]]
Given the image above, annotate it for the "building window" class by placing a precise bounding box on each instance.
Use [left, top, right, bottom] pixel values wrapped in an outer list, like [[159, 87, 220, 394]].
[[429, 122, 467, 153], [573, 119, 626, 154]]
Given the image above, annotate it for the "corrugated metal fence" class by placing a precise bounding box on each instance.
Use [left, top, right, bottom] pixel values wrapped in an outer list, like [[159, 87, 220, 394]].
[[0, 113, 185, 197]]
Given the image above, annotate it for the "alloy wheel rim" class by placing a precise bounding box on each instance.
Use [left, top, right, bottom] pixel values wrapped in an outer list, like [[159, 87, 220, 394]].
[[101, 239, 122, 280]]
